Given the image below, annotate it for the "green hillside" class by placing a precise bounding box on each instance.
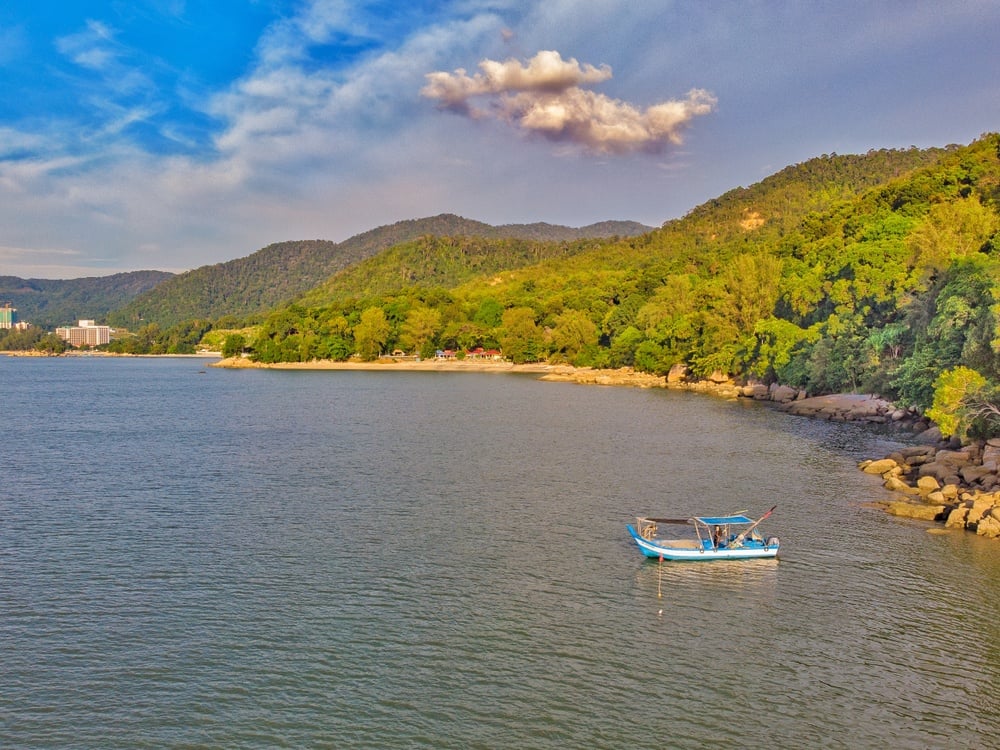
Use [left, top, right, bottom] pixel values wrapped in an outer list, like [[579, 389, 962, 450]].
[[0, 271, 173, 329], [295, 235, 605, 307], [107, 215, 652, 328], [248, 135, 1000, 439]]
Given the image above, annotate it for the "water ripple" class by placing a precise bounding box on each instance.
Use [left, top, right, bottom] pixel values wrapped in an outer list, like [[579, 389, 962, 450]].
[[1, 358, 998, 748]]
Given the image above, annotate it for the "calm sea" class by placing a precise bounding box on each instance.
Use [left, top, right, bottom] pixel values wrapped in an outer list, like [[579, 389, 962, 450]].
[[1, 356, 998, 749]]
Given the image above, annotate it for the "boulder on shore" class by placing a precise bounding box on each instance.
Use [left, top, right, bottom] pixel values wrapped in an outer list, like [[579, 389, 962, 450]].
[[864, 447, 1000, 539], [886, 501, 945, 521]]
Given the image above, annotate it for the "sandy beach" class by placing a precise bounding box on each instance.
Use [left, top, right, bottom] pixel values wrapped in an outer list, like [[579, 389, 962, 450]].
[[211, 355, 561, 374], [209, 356, 677, 387]]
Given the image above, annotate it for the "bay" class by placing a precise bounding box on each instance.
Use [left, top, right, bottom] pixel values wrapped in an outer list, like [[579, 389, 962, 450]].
[[1, 356, 998, 749]]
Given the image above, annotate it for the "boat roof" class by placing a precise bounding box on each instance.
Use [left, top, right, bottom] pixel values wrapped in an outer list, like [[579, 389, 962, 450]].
[[692, 514, 754, 525]]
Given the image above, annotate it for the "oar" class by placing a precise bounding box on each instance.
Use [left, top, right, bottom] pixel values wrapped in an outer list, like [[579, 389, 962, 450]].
[[644, 517, 691, 525], [731, 505, 776, 546]]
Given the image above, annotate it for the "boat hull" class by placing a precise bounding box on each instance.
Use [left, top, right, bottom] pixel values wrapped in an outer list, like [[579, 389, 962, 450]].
[[626, 524, 779, 561]]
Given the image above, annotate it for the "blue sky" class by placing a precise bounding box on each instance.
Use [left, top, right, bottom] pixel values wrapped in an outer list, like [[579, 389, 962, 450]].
[[1, 1, 998, 278]]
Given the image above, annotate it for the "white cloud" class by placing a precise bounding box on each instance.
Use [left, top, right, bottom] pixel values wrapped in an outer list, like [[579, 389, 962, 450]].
[[55, 20, 118, 71], [422, 50, 716, 154], [254, 0, 360, 66]]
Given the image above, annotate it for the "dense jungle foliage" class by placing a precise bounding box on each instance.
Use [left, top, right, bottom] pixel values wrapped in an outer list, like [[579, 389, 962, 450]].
[[242, 135, 1000, 436], [106, 215, 651, 329]]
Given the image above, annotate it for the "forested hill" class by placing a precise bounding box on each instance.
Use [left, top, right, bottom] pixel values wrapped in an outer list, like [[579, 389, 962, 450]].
[[107, 215, 652, 328], [294, 235, 610, 307], [249, 135, 1000, 440], [0, 271, 173, 328]]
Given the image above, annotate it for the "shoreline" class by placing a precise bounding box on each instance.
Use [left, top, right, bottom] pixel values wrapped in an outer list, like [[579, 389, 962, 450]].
[[210, 355, 556, 373], [1, 350, 223, 358], [210, 356, 683, 387]]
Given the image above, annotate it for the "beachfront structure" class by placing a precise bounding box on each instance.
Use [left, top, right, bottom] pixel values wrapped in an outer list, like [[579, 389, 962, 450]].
[[0, 303, 17, 329], [465, 347, 503, 360], [56, 320, 111, 347]]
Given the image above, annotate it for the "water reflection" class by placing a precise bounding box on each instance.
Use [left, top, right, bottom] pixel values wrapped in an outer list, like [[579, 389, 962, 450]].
[[633, 557, 780, 598]]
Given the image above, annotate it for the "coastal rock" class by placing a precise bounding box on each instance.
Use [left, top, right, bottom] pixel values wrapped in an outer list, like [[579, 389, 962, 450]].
[[768, 384, 798, 403], [914, 426, 943, 444], [916, 475, 941, 494], [967, 496, 997, 525], [784, 394, 893, 423], [945, 506, 970, 529], [960, 465, 995, 485], [884, 475, 921, 495], [871, 441, 1000, 540], [935, 448, 974, 464], [666, 364, 688, 384], [981, 444, 1000, 466], [861, 458, 897, 475], [903, 445, 936, 457], [976, 509, 1000, 538], [917, 462, 954, 483], [887, 501, 945, 521], [552, 367, 666, 388]]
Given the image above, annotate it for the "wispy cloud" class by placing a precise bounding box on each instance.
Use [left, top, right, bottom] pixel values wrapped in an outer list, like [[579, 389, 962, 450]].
[[55, 20, 118, 72], [0, 128, 49, 158], [422, 50, 716, 155], [0, 244, 88, 279]]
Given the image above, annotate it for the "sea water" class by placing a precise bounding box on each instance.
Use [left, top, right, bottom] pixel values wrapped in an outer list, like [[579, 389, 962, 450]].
[[1, 356, 998, 748]]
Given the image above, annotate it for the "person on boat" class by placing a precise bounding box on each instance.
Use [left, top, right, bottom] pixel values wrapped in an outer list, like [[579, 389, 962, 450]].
[[712, 525, 725, 548]]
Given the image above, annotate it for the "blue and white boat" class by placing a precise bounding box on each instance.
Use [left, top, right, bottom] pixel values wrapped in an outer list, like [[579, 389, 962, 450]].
[[626, 507, 779, 561]]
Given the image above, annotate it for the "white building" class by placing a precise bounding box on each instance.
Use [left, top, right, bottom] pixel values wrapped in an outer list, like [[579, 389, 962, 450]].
[[56, 320, 111, 347]]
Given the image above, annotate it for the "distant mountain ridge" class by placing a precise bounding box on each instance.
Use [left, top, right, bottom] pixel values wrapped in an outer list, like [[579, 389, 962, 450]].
[[0, 271, 173, 329], [107, 215, 653, 328]]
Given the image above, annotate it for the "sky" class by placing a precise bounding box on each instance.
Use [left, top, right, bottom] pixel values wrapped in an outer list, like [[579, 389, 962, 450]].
[[1, 1, 998, 279]]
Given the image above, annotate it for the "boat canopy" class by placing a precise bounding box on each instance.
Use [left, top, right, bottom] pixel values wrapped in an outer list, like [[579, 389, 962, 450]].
[[692, 514, 754, 526]]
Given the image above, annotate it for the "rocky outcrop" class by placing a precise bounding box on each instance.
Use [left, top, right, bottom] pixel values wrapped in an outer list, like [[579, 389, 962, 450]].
[[539, 366, 667, 388], [667, 375, 926, 430], [776, 393, 928, 429], [859, 444, 1000, 539]]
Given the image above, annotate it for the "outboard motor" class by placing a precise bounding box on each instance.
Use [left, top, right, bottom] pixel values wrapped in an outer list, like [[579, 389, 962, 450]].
[[766, 536, 780, 548]]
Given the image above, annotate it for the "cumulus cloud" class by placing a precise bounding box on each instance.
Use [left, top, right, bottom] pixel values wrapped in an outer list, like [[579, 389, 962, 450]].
[[421, 50, 716, 155]]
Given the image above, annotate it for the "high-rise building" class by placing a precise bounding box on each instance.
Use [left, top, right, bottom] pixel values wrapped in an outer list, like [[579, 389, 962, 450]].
[[0, 303, 17, 329]]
